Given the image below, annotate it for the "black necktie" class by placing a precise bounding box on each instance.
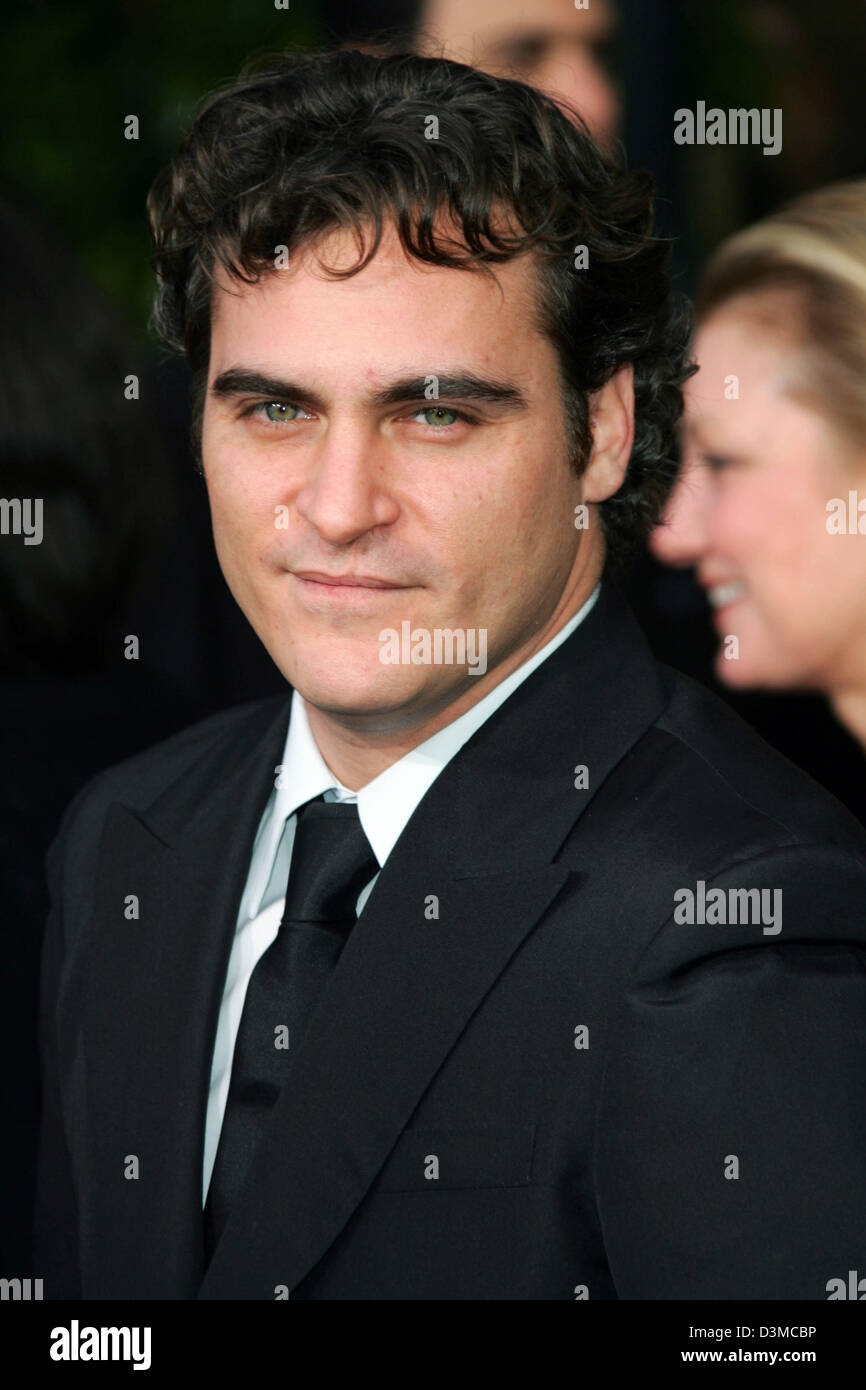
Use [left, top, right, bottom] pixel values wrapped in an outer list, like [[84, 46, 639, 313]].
[[203, 795, 378, 1256]]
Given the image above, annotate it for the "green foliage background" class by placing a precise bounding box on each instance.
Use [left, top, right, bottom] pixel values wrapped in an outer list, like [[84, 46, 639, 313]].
[[2, 0, 863, 349], [0, 0, 320, 345]]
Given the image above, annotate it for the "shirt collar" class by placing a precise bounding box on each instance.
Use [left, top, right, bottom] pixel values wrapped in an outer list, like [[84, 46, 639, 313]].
[[246, 582, 600, 917]]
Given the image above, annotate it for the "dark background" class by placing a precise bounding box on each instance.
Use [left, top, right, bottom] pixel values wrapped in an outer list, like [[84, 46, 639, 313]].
[[2, 0, 865, 1276]]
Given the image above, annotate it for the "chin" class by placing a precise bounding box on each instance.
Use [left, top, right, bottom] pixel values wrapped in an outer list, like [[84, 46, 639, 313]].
[[713, 646, 811, 692], [288, 661, 431, 720]]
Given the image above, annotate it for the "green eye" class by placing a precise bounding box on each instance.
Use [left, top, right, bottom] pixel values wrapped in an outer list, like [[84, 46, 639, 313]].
[[262, 401, 298, 423], [417, 406, 460, 427]]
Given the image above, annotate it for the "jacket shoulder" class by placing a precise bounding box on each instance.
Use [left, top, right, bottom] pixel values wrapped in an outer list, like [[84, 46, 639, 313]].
[[48, 693, 289, 873], [646, 665, 866, 863]]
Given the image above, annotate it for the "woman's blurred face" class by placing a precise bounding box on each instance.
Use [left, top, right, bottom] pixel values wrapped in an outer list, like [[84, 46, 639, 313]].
[[650, 304, 866, 695]]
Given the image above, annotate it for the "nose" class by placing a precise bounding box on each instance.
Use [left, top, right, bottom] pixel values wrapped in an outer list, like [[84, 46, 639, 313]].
[[535, 40, 620, 140], [294, 423, 400, 546], [649, 455, 714, 568]]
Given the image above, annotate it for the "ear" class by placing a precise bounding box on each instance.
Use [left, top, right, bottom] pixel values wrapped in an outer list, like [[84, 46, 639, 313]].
[[582, 364, 635, 503]]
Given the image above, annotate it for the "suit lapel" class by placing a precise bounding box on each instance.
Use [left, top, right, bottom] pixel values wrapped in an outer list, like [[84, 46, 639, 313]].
[[80, 696, 291, 1298], [198, 583, 668, 1297], [197, 860, 572, 1298]]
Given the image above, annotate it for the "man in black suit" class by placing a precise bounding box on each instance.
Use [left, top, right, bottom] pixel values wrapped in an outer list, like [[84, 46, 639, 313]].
[[33, 48, 866, 1300]]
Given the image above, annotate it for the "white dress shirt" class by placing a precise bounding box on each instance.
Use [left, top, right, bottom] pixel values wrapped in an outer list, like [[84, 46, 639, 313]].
[[202, 582, 601, 1202]]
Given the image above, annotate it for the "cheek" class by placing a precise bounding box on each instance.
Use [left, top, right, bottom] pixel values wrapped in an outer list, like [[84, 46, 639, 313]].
[[437, 445, 572, 577], [208, 475, 256, 543], [483, 459, 576, 584], [713, 470, 816, 581], [204, 457, 276, 585], [717, 473, 860, 655], [537, 51, 617, 126], [205, 430, 282, 525], [759, 487, 840, 606]]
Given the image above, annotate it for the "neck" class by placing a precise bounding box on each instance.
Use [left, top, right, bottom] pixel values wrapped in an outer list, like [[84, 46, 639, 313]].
[[829, 685, 866, 755], [305, 569, 601, 790]]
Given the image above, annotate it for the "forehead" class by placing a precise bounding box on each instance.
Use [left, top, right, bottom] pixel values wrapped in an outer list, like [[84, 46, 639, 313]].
[[686, 310, 796, 412], [683, 307, 827, 450], [207, 221, 547, 369]]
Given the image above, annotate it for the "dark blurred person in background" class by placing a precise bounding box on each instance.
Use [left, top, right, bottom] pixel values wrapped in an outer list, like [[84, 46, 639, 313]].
[[0, 194, 194, 1274], [415, 0, 621, 142], [321, 0, 621, 143], [651, 181, 866, 772]]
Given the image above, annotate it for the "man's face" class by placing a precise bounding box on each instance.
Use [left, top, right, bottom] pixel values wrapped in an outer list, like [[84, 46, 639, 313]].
[[201, 223, 606, 733], [419, 0, 620, 140]]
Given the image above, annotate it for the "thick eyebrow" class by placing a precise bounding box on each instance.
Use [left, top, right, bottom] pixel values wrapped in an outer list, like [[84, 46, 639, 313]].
[[210, 369, 317, 405], [372, 374, 528, 411], [209, 367, 529, 413]]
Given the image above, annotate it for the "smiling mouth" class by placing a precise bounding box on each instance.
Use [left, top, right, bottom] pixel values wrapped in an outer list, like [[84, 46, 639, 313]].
[[291, 570, 410, 590], [289, 571, 415, 607]]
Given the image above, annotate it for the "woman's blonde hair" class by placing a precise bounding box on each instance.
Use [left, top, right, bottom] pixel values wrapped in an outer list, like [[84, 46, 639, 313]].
[[698, 180, 866, 446]]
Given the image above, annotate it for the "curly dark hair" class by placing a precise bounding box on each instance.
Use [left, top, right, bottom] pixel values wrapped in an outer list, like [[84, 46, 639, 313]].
[[147, 47, 694, 563]]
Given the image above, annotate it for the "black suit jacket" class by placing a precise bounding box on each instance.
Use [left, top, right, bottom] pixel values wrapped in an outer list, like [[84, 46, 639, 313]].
[[33, 583, 866, 1299]]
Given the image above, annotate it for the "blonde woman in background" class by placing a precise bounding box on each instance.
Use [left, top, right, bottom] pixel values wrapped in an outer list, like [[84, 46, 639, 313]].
[[651, 180, 866, 753]]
